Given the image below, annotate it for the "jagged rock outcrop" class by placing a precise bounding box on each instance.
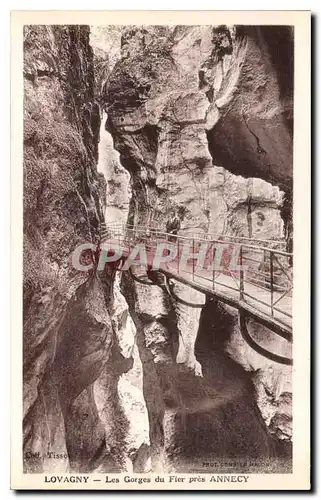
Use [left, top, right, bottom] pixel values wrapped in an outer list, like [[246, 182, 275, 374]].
[[94, 273, 150, 473], [103, 25, 293, 472]]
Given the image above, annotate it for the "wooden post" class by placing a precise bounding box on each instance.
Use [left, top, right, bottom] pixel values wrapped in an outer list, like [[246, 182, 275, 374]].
[[240, 245, 244, 300], [270, 251, 274, 316]]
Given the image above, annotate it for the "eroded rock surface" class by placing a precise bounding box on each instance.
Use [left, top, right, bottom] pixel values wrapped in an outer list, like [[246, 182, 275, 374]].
[[23, 25, 129, 473]]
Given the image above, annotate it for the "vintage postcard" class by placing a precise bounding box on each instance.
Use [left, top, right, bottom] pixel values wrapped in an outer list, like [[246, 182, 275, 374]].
[[11, 10, 311, 490]]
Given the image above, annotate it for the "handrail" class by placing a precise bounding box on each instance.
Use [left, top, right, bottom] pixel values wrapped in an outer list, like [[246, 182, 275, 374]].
[[99, 221, 292, 331], [101, 220, 282, 242], [100, 221, 286, 249], [104, 224, 292, 257]]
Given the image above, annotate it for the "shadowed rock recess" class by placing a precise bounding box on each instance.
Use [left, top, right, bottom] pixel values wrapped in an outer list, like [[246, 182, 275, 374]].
[[23, 24, 293, 474]]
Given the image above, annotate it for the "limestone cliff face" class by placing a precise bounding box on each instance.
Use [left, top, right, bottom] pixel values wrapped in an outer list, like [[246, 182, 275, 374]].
[[104, 25, 292, 232], [23, 25, 131, 473], [103, 25, 293, 471]]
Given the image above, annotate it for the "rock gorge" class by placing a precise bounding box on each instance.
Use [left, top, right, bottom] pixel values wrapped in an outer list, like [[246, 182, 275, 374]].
[[23, 24, 293, 474]]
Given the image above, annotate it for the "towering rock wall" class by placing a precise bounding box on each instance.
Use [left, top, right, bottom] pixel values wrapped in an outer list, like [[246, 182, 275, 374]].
[[103, 25, 293, 472], [23, 25, 134, 473]]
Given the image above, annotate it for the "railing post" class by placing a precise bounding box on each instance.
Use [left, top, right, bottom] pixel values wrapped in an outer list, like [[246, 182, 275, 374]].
[[212, 243, 215, 290], [270, 251, 274, 317], [177, 238, 180, 274], [240, 245, 244, 301], [192, 238, 195, 281]]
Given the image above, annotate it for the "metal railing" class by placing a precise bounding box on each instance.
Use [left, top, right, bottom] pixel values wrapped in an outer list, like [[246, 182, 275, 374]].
[[99, 221, 292, 328]]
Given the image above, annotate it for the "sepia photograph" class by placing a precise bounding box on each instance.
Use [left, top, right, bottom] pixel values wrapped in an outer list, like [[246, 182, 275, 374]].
[[10, 10, 310, 490]]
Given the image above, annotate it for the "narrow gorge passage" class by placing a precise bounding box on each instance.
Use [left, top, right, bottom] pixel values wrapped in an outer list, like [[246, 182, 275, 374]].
[[22, 23, 293, 477], [96, 110, 151, 473]]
